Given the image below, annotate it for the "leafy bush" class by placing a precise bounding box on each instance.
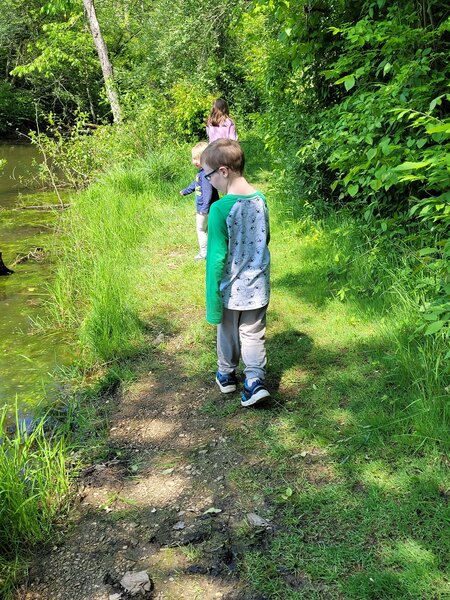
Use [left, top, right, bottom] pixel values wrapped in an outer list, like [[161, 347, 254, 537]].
[[0, 81, 34, 133], [170, 80, 215, 140], [244, 1, 449, 337]]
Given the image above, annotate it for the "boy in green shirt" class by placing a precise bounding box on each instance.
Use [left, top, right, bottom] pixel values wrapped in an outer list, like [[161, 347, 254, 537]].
[[201, 139, 271, 407]]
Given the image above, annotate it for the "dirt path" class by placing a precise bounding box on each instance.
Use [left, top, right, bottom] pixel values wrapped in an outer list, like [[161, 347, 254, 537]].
[[17, 335, 286, 600]]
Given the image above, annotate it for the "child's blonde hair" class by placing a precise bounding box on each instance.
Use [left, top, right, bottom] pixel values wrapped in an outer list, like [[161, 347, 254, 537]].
[[192, 141, 208, 160]]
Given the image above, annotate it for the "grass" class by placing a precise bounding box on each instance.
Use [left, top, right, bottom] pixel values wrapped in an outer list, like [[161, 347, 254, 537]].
[[0, 359, 135, 598], [3, 137, 447, 598], [0, 405, 69, 597]]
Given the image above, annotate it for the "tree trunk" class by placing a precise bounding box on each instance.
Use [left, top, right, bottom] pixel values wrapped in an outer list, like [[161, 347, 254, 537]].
[[82, 0, 122, 123], [0, 252, 14, 276]]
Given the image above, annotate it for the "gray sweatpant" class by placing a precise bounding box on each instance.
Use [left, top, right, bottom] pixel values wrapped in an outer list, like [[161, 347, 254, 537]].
[[217, 305, 268, 381]]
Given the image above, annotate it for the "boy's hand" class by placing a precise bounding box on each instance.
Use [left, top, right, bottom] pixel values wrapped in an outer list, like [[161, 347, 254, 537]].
[[179, 191, 184, 196]]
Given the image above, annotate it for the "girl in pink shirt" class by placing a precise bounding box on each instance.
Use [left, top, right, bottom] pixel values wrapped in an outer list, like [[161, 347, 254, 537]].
[[206, 99, 238, 143]]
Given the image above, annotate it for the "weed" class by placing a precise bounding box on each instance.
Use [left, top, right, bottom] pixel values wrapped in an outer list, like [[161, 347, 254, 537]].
[[0, 405, 69, 598]]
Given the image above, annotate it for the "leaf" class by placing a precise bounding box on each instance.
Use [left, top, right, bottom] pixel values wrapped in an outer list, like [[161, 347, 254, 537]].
[[348, 184, 359, 197], [203, 507, 222, 515], [247, 513, 270, 527], [425, 124, 450, 134], [424, 320, 445, 335], [429, 95, 443, 111], [281, 487, 293, 500], [344, 75, 355, 91], [335, 74, 355, 89], [418, 247, 437, 256], [398, 174, 425, 182], [393, 160, 432, 171], [383, 62, 392, 75], [370, 179, 382, 191], [423, 313, 439, 321]]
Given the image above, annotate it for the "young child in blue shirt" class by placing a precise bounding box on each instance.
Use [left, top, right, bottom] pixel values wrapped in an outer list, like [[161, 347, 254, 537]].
[[180, 142, 219, 261]]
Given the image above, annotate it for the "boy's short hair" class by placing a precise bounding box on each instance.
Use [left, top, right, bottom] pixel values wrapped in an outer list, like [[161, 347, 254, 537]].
[[191, 141, 208, 160], [201, 139, 245, 175]]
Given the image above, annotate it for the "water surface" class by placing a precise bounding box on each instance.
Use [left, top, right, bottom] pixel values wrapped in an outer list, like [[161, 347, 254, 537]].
[[0, 142, 69, 412]]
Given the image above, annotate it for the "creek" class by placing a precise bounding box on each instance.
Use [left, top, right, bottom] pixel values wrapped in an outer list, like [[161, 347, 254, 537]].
[[0, 142, 69, 415]]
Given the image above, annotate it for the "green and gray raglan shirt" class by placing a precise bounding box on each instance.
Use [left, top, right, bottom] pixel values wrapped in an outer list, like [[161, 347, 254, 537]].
[[206, 191, 270, 324]]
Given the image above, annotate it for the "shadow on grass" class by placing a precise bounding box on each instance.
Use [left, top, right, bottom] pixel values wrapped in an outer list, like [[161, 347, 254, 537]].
[[266, 329, 313, 402], [21, 301, 448, 600], [273, 266, 332, 309]]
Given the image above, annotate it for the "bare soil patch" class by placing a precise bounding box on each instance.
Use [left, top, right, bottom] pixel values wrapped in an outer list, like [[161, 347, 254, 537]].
[[16, 338, 287, 600]]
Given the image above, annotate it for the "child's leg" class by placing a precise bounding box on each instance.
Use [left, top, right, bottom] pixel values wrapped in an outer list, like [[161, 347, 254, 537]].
[[239, 305, 267, 381], [217, 307, 240, 374], [195, 212, 208, 257]]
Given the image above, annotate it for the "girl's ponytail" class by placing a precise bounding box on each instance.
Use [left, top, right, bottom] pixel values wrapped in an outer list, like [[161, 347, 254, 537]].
[[207, 98, 230, 127]]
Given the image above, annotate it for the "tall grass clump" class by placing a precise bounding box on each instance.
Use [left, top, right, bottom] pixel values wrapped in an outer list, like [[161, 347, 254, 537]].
[[0, 407, 69, 598], [50, 147, 188, 365], [325, 220, 449, 446]]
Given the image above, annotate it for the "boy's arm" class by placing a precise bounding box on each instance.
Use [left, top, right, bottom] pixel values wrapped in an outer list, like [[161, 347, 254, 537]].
[[197, 174, 215, 213], [264, 196, 270, 245], [206, 204, 228, 324], [180, 179, 196, 195]]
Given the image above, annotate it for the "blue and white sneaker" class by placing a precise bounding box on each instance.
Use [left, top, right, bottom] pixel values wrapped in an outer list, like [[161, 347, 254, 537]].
[[215, 371, 238, 393], [241, 379, 270, 407]]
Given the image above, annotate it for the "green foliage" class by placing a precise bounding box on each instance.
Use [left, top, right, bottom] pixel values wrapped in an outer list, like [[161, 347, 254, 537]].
[[28, 97, 183, 188], [243, 0, 450, 340], [10, 10, 104, 122], [170, 81, 215, 140], [50, 147, 188, 363], [0, 406, 69, 597], [2, 0, 254, 130], [0, 81, 34, 133]]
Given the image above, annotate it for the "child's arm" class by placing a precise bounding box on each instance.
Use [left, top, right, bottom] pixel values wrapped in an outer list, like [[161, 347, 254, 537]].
[[228, 120, 238, 141], [180, 180, 196, 196], [206, 204, 228, 324], [197, 174, 215, 213]]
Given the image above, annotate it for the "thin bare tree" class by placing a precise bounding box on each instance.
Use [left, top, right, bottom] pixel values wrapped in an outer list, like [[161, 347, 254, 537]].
[[83, 0, 122, 123]]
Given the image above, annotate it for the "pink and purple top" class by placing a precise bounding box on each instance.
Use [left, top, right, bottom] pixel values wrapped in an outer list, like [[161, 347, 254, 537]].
[[206, 118, 238, 143]]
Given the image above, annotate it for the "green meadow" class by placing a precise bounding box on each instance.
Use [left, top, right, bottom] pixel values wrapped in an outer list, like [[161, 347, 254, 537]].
[[1, 140, 448, 599], [24, 140, 447, 599]]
